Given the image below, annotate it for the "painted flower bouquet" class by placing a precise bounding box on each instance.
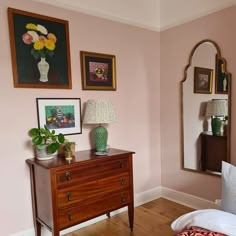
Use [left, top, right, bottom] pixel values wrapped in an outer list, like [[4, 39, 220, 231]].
[[22, 23, 57, 60]]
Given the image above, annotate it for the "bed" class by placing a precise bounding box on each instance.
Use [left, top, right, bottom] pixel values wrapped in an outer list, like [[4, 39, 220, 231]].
[[171, 161, 236, 236]]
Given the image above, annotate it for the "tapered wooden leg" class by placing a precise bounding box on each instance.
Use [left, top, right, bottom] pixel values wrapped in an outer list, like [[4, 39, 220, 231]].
[[52, 229, 60, 236], [128, 204, 134, 231], [106, 212, 111, 218], [29, 164, 41, 236]]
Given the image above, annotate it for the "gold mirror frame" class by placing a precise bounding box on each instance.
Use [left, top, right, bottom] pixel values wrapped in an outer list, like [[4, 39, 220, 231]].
[[181, 39, 231, 176]]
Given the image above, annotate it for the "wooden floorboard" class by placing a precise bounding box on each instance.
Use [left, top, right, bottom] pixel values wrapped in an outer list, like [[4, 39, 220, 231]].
[[65, 198, 193, 236]]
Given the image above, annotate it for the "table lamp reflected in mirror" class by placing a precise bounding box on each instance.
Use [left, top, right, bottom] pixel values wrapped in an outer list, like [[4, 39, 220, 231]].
[[205, 99, 228, 136], [83, 99, 117, 155]]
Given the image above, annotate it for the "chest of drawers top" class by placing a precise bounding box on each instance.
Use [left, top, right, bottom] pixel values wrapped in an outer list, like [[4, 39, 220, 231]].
[[26, 148, 134, 170]]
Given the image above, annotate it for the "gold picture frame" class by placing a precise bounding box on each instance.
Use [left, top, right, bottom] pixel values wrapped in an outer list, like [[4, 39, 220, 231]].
[[80, 51, 116, 90]]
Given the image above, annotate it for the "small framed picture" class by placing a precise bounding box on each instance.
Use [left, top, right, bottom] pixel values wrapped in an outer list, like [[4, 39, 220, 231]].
[[194, 67, 213, 94], [36, 98, 82, 135], [215, 56, 228, 94], [80, 51, 116, 90], [8, 8, 72, 89]]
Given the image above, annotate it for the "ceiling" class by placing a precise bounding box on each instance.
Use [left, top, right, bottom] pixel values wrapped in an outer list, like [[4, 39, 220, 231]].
[[32, 0, 236, 31]]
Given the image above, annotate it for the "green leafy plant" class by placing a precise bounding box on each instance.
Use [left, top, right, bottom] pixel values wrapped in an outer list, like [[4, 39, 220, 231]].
[[29, 125, 66, 154]]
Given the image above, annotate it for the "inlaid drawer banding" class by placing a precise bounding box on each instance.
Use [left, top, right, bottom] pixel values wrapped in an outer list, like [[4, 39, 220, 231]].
[[57, 173, 130, 208], [56, 158, 129, 188]]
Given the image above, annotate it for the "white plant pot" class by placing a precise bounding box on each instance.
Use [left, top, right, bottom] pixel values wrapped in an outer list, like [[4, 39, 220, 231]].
[[36, 146, 55, 160]]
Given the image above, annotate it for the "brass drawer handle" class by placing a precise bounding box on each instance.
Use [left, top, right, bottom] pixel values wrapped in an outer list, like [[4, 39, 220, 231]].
[[65, 172, 71, 181], [119, 160, 124, 168], [67, 192, 71, 201], [121, 194, 125, 202], [68, 211, 72, 221], [120, 177, 125, 185]]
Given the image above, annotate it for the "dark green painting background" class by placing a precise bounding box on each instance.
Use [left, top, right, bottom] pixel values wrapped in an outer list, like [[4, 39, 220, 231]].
[[12, 13, 69, 85]]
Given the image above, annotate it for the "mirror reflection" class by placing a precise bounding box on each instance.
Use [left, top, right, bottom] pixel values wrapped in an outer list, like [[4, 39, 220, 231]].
[[181, 39, 231, 175]]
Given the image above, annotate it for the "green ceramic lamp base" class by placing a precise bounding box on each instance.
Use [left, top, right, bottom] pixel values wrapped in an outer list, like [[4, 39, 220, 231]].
[[94, 125, 108, 152], [211, 117, 222, 136]]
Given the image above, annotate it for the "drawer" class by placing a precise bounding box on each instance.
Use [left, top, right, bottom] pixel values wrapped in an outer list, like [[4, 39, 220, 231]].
[[56, 157, 129, 188], [57, 173, 130, 208], [59, 190, 130, 229]]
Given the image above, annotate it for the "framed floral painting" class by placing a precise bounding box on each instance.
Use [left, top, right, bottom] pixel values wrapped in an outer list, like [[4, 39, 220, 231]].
[[8, 8, 72, 89], [37, 98, 82, 135], [80, 51, 116, 90]]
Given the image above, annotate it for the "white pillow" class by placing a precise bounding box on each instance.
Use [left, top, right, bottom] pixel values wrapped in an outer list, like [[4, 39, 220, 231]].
[[221, 161, 236, 214], [171, 209, 236, 236]]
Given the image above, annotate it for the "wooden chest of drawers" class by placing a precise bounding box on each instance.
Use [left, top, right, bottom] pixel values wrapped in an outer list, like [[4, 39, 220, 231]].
[[200, 132, 227, 172], [26, 148, 134, 236]]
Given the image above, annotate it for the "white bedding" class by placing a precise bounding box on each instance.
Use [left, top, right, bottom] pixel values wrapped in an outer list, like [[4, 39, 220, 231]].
[[171, 209, 236, 236], [221, 161, 236, 215], [172, 161, 236, 236]]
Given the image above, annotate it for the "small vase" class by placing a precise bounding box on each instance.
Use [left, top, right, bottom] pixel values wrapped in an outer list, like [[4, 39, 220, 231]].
[[38, 57, 49, 82], [223, 76, 227, 92]]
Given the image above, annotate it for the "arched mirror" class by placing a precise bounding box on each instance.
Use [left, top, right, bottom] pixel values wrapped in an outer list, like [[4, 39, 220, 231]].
[[181, 39, 231, 175]]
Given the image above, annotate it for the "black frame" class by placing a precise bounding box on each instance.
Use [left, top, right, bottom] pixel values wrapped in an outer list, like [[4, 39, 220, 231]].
[[36, 98, 82, 135], [215, 56, 228, 94]]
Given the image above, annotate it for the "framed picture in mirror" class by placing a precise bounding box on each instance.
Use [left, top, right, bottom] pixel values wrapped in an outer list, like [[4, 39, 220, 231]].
[[215, 57, 228, 94], [194, 67, 213, 94]]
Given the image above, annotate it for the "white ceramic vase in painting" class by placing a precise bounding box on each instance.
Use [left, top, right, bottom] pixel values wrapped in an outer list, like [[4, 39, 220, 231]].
[[38, 57, 49, 82]]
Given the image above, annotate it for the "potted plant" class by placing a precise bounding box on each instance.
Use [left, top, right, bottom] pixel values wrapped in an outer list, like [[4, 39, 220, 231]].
[[29, 125, 66, 160]]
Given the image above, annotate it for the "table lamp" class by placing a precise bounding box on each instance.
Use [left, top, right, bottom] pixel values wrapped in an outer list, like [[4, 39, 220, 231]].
[[83, 99, 117, 154], [205, 99, 228, 136]]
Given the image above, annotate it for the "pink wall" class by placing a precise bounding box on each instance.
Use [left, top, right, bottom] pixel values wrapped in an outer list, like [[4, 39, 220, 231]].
[[0, 0, 161, 235], [4, 1, 235, 235], [161, 6, 236, 201]]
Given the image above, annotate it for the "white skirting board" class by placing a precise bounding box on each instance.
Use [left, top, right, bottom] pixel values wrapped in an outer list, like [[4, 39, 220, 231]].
[[10, 186, 218, 236], [161, 187, 220, 210]]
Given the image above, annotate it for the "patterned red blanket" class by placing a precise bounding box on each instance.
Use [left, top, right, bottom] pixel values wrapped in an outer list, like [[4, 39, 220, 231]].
[[175, 226, 227, 236]]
